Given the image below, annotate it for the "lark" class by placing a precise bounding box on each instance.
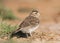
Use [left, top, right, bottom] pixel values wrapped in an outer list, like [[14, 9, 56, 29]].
[[11, 9, 40, 38]]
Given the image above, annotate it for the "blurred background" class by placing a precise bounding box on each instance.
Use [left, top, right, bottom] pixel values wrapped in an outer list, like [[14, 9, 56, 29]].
[[1, 0, 60, 23]]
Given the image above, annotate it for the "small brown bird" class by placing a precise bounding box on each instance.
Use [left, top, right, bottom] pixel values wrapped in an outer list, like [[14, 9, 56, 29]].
[[11, 9, 40, 38]]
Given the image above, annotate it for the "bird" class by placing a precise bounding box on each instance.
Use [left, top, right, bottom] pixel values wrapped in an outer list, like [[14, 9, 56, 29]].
[[11, 9, 40, 38]]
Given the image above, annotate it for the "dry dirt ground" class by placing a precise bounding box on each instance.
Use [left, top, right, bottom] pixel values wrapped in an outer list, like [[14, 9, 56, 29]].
[[1, 0, 60, 43]]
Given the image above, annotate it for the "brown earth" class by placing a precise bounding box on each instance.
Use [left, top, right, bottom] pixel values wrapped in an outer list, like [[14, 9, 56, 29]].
[[1, 0, 60, 43]]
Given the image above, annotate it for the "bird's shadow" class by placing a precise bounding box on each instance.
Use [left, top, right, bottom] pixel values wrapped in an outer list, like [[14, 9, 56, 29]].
[[10, 31, 29, 38]]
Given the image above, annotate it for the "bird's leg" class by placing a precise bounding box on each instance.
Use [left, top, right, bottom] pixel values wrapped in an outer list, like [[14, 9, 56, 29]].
[[30, 32, 32, 36], [26, 33, 28, 38], [28, 33, 30, 36]]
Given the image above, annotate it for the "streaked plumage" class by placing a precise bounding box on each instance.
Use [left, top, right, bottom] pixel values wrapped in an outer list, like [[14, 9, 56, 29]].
[[11, 9, 40, 38]]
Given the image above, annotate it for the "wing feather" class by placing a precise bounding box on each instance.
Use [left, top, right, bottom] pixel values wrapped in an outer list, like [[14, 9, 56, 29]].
[[14, 16, 39, 33]]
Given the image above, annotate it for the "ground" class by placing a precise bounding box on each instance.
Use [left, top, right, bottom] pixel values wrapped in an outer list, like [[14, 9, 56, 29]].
[[0, 0, 60, 43]]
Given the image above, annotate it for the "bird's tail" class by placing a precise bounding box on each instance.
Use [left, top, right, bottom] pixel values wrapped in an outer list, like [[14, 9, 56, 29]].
[[10, 28, 21, 38]]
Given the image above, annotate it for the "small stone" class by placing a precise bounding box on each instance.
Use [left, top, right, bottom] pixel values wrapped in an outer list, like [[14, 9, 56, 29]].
[[4, 37, 8, 40], [12, 37, 17, 40]]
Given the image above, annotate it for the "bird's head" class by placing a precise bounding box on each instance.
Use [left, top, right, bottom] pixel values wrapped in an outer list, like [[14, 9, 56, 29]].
[[30, 9, 40, 18]]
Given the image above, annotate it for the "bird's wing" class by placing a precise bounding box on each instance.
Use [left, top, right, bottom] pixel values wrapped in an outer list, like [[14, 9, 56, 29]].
[[14, 16, 39, 33], [20, 16, 39, 27]]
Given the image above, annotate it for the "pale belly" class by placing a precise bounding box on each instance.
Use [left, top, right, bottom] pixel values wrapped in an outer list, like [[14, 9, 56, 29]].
[[28, 25, 39, 33], [21, 25, 39, 33]]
